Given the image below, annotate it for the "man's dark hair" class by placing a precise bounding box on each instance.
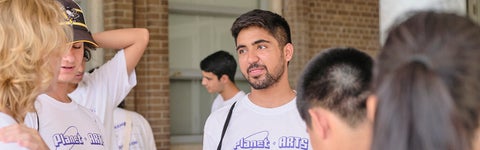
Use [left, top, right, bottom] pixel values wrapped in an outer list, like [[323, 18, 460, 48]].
[[231, 9, 291, 47], [297, 47, 373, 127], [200, 50, 237, 82]]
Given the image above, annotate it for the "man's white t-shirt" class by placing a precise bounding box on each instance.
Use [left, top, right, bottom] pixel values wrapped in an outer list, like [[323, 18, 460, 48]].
[[210, 91, 246, 113], [25, 94, 105, 149], [0, 113, 27, 150], [69, 50, 137, 149], [203, 94, 312, 150], [113, 108, 156, 150]]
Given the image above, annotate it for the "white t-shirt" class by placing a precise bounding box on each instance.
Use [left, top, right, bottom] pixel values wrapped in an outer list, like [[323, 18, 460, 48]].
[[26, 94, 105, 149], [113, 108, 156, 150], [69, 50, 137, 149], [210, 91, 246, 113], [0, 113, 27, 150], [203, 94, 312, 150]]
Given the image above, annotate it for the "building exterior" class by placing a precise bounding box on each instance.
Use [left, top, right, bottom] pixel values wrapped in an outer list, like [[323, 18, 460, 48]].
[[81, 0, 474, 149]]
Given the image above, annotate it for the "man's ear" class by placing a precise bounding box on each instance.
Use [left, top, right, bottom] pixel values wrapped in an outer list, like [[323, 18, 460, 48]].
[[308, 108, 330, 139], [366, 95, 377, 122], [283, 43, 294, 62]]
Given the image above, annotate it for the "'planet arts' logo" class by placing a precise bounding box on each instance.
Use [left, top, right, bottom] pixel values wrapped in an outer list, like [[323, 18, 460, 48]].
[[52, 126, 104, 149], [234, 131, 309, 150]]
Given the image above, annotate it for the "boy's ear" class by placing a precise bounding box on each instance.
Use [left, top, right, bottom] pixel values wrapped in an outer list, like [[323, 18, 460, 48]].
[[308, 108, 330, 139], [220, 74, 229, 83], [366, 95, 378, 122]]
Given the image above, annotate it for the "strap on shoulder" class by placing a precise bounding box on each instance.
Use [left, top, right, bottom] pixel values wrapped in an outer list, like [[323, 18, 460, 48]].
[[216, 102, 236, 150]]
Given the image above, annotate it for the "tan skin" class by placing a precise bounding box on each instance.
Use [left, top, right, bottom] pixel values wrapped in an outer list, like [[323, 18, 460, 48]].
[[307, 107, 372, 150], [201, 71, 241, 101], [0, 124, 48, 150], [47, 42, 85, 102], [235, 26, 295, 108], [201, 71, 224, 94], [0, 109, 45, 149]]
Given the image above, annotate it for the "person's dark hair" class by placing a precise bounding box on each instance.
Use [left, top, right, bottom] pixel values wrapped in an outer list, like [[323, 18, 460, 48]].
[[84, 46, 93, 61], [87, 66, 99, 74], [200, 50, 237, 82], [57, 0, 97, 62], [231, 9, 291, 47], [297, 48, 372, 128], [371, 11, 480, 150]]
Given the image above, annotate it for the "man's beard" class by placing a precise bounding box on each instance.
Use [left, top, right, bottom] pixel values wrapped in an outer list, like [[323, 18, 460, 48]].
[[244, 61, 285, 89]]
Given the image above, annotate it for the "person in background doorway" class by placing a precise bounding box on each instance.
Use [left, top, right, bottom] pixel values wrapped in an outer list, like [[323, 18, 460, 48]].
[[200, 50, 245, 113]]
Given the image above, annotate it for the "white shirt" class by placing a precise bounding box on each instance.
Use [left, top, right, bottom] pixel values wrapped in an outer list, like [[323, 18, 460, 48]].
[[203, 94, 312, 150], [210, 91, 246, 113], [69, 50, 137, 149], [26, 94, 105, 149], [113, 108, 156, 150]]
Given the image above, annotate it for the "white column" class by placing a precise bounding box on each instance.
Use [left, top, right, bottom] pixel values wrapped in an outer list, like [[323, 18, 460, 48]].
[[260, 0, 283, 15], [84, 0, 105, 71]]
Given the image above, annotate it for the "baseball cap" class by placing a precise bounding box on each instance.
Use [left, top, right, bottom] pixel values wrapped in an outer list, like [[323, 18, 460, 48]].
[[58, 0, 98, 49]]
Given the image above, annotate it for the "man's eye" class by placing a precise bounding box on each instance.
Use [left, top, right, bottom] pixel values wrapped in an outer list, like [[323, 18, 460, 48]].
[[258, 45, 266, 49], [238, 49, 246, 54]]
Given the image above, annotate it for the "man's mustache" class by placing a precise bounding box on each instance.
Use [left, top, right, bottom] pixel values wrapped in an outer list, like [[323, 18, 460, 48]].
[[247, 63, 267, 72]]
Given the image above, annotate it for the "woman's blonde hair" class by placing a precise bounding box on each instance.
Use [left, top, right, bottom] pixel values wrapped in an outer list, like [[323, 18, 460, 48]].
[[0, 0, 72, 123]]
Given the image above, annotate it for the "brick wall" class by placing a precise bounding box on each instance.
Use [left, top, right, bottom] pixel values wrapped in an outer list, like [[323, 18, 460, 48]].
[[284, 0, 380, 87], [103, 0, 170, 149]]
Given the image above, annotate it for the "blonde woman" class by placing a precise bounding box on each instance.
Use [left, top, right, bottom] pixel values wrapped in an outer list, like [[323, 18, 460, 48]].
[[0, 0, 71, 149]]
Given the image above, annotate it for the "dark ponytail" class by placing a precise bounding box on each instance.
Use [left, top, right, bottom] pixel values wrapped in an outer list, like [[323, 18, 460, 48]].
[[371, 60, 467, 150], [372, 11, 480, 150]]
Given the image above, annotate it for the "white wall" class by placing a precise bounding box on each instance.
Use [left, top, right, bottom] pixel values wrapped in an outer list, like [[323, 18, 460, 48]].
[[380, 0, 466, 44]]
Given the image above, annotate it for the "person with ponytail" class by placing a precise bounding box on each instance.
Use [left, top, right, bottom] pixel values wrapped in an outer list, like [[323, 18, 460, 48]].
[[367, 11, 480, 150]]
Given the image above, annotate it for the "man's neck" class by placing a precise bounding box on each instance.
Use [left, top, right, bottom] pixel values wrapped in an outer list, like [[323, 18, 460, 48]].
[[45, 82, 72, 103], [248, 80, 295, 108], [338, 121, 372, 150], [66, 83, 78, 94]]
